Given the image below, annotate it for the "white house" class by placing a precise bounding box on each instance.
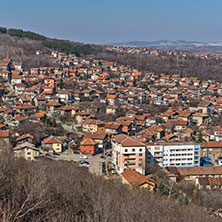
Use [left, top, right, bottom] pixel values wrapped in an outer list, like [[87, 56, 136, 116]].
[[57, 90, 72, 103]]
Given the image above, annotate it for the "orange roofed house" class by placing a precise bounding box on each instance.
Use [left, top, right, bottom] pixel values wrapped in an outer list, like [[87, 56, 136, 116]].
[[43, 136, 62, 153], [80, 137, 98, 155], [121, 168, 156, 192], [107, 94, 119, 106], [0, 130, 10, 146], [112, 134, 147, 175]]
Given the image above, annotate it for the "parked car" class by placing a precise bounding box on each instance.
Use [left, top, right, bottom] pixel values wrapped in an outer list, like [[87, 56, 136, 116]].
[[79, 161, 90, 168], [81, 160, 90, 165], [80, 155, 88, 159]]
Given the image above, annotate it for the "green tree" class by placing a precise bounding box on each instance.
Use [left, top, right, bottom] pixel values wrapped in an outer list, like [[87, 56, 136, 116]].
[[177, 194, 189, 206], [52, 119, 57, 128], [46, 118, 51, 126], [31, 98, 35, 106], [8, 28, 46, 40], [156, 180, 169, 196], [60, 79, 64, 89], [197, 131, 203, 143], [41, 114, 47, 123]]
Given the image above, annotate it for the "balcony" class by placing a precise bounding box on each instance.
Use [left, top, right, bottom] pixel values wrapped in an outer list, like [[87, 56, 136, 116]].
[[128, 162, 136, 166]]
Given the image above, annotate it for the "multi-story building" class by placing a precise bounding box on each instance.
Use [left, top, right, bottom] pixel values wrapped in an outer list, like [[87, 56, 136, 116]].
[[201, 142, 222, 163], [147, 143, 200, 168], [112, 134, 147, 175], [146, 143, 163, 167], [162, 143, 200, 168]]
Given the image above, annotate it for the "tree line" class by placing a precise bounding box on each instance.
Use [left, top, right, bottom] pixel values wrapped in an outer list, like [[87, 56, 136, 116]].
[[0, 27, 95, 57], [42, 40, 94, 56]]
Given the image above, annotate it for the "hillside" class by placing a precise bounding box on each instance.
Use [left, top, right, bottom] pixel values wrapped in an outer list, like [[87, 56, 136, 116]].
[[0, 152, 218, 222], [0, 27, 102, 69], [2, 27, 222, 81], [94, 49, 222, 81], [0, 34, 54, 69]]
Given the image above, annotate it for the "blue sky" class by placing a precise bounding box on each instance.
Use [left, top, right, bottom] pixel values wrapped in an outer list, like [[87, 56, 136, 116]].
[[0, 0, 222, 44]]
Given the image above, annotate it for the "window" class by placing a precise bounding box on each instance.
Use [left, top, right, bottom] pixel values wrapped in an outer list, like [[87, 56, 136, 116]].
[[139, 153, 142, 157], [124, 149, 128, 152], [132, 149, 135, 152], [139, 158, 142, 162], [90, 146, 92, 148], [139, 149, 142, 152], [27, 152, 31, 155], [139, 163, 142, 167]]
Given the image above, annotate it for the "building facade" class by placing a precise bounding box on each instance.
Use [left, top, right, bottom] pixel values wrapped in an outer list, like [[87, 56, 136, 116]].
[[147, 143, 200, 168], [112, 134, 147, 175], [162, 144, 200, 168]]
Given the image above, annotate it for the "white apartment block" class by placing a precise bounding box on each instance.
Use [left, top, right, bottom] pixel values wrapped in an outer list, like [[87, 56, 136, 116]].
[[147, 143, 200, 168], [147, 143, 163, 168]]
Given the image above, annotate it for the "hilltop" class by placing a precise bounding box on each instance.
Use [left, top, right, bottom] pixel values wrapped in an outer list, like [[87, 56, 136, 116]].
[[2, 27, 222, 80], [0, 27, 102, 69]]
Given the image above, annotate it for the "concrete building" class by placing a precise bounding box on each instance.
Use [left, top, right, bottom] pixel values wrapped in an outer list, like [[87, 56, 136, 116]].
[[146, 143, 163, 167], [147, 143, 200, 168], [112, 134, 147, 175], [14, 142, 40, 161], [162, 143, 200, 168]]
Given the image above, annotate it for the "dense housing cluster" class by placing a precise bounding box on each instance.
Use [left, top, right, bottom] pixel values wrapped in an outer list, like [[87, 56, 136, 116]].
[[1, 43, 222, 196]]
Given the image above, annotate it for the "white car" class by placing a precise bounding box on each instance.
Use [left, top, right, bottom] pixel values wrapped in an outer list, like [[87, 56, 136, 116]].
[[79, 155, 88, 159]]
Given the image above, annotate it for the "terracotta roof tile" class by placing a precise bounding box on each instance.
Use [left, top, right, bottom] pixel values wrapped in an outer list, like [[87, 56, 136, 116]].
[[121, 169, 155, 187]]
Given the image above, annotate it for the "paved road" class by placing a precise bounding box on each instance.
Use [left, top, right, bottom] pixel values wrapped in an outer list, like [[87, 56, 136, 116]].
[[55, 153, 112, 175]]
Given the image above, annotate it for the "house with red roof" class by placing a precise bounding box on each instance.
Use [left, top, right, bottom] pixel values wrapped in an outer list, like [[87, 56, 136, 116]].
[[121, 168, 156, 191], [107, 94, 119, 106], [112, 134, 147, 175], [80, 137, 98, 155], [43, 136, 63, 153], [0, 130, 10, 145]]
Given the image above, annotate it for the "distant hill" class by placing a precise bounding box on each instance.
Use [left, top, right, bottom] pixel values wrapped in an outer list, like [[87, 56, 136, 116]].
[[111, 40, 222, 54]]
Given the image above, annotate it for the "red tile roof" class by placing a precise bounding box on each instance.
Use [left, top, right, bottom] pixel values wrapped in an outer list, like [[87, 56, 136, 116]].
[[80, 137, 97, 146], [0, 130, 10, 138], [121, 169, 155, 187], [43, 136, 62, 144], [114, 134, 145, 147]]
